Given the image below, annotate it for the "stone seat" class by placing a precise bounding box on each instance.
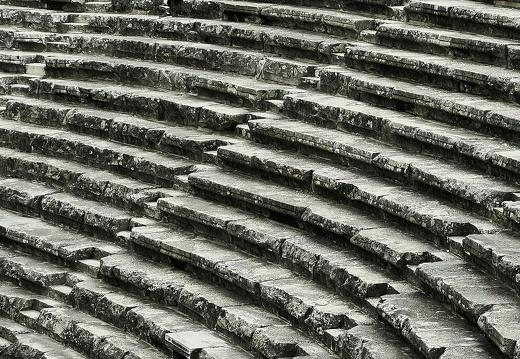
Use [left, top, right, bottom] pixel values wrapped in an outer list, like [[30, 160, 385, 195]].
[[98, 252, 416, 358], [0, 175, 135, 237], [0, 279, 172, 359], [24, 76, 254, 130], [375, 291, 504, 359], [0, 8, 353, 61], [0, 147, 167, 209], [3, 96, 242, 161], [0, 50, 43, 73], [405, 0, 520, 39], [219, 139, 520, 219], [186, 168, 499, 241], [39, 54, 302, 108], [319, 66, 520, 144], [0, 117, 199, 186], [282, 92, 520, 176], [463, 232, 520, 294], [415, 259, 520, 358], [340, 40, 520, 103], [375, 20, 520, 68], [187, 0, 380, 38], [184, 0, 406, 17], [64, 279, 256, 358], [125, 221, 378, 337], [143, 196, 407, 299], [0, 207, 123, 264], [0, 30, 321, 85], [0, 317, 87, 359], [154, 191, 449, 271]]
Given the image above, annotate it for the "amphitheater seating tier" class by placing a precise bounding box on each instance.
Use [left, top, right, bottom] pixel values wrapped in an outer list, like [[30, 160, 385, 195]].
[[1, 0, 520, 358]]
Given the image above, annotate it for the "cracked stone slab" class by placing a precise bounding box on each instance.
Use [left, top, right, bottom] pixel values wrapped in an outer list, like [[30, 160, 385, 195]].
[[416, 260, 520, 322], [40, 192, 132, 236], [376, 291, 503, 359], [188, 169, 313, 219], [463, 232, 520, 293], [350, 227, 449, 267]]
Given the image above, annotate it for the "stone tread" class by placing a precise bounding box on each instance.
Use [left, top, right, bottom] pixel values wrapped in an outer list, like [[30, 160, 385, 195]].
[[0, 208, 123, 262], [202, 0, 380, 34], [0, 175, 135, 236], [321, 65, 520, 140], [189, 170, 499, 237], [0, 31, 321, 85], [214, 142, 500, 237], [0, 146, 165, 209], [30, 76, 255, 131], [127, 220, 379, 335], [0, 117, 199, 186], [0, 317, 87, 358], [375, 20, 520, 66], [40, 52, 301, 103], [141, 195, 409, 299], [155, 190, 450, 268], [341, 40, 520, 100], [415, 259, 520, 357], [0, 8, 354, 60], [283, 91, 520, 169], [405, 0, 520, 34], [462, 231, 520, 293], [0, 279, 171, 359], [3, 95, 243, 160], [376, 291, 504, 359], [219, 139, 520, 215], [250, 113, 520, 201], [0, 246, 256, 359], [98, 251, 414, 358]]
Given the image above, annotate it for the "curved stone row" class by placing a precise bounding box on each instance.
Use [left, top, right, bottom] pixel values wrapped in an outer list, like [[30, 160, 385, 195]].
[[0, 0, 520, 358]]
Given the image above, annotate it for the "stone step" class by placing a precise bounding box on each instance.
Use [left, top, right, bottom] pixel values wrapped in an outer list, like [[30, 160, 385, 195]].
[[187, 168, 499, 241], [186, 0, 380, 38], [0, 118, 198, 187], [133, 204, 406, 300], [0, 245, 255, 358], [405, 0, 520, 40], [376, 291, 504, 359], [340, 40, 520, 103], [0, 207, 123, 264], [0, 323, 86, 358], [320, 66, 520, 144], [0, 244, 82, 296], [282, 91, 520, 178], [0, 281, 163, 359], [415, 259, 520, 358], [0, 50, 43, 73], [0, 32, 320, 85], [0, 147, 165, 210], [83, 0, 111, 11], [40, 53, 301, 109], [3, 96, 242, 162], [253, 106, 520, 190], [0, 9, 352, 62], [326, 324, 420, 359], [0, 175, 136, 237], [127, 222, 378, 338], [27, 76, 255, 131], [68, 278, 256, 358], [38, 306, 171, 358], [462, 231, 520, 294], [154, 190, 446, 269], [99, 251, 416, 358], [218, 140, 519, 220], [375, 20, 520, 68]]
